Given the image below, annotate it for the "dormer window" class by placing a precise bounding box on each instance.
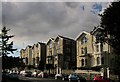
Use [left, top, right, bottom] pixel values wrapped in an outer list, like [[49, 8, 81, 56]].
[[81, 36, 87, 45], [49, 42, 52, 48], [57, 39, 60, 45]]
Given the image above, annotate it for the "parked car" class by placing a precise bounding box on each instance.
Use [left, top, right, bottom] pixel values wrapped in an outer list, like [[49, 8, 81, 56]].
[[8, 73, 19, 80], [93, 76, 113, 82], [68, 73, 86, 82], [20, 70, 27, 76], [62, 74, 69, 81], [37, 72, 48, 78], [55, 74, 63, 80], [68, 74, 80, 81], [20, 70, 26, 76], [31, 71, 38, 77], [25, 71, 32, 77], [20, 70, 32, 77]]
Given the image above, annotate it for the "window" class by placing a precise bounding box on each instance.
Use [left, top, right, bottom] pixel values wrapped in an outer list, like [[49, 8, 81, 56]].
[[36, 44, 38, 48], [48, 56, 53, 64], [54, 55, 58, 60], [49, 42, 52, 48], [96, 34, 101, 42], [97, 57, 100, 65], [96, 45, 99, 52], [85, 59, 88, 66], [49, 50, 52, 55], [81, 37, 87, 45], [36, 57, 39, 64], [84, 47, 87, 54], [81, 47, 87, 54], [57, 39, 60, 45], [101, 57, 104, 64], [25, 57, 28, 64], [33, 58, 35, 65], [81, 59, 84, 66], [81, 48, 84, 54]]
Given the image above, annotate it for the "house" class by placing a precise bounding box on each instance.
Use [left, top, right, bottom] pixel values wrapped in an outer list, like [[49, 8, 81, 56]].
[[76, 31, 93, 69], [20, 45, 32, 65], [31, 42, 46, 68], [54, 35, 76, 74], [76, 29, 114, 78], [46, 38, 55, 74], [46, 35, 76, 74]]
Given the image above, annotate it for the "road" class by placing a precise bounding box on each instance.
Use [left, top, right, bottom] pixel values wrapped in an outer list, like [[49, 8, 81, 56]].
[[19, 76, 70, 82], [2, 76, 71, 82]]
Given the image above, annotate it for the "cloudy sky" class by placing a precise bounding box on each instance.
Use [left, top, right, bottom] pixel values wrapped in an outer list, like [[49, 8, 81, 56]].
[[1, 1, 112, 57]]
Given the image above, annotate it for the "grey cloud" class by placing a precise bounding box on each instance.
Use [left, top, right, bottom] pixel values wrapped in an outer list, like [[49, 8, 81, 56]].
[[65, 2, 80, 8], [2, 2, 109, 52], [3, 2, 67, 26]]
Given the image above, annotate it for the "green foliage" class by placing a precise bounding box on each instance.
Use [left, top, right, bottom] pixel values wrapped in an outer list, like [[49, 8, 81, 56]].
[[0, 26, 18, 70], [100, 1, 120, 80], [100, 2, 120, 53], [2, 56, 25, 70], [0, 26, 17, 56]]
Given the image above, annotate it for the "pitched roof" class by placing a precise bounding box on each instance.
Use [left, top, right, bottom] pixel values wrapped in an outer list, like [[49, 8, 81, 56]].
[[55, 35, 75, 41], [38, 42, 46, 45], [90, 26, 103, 35], [75, 31, 90, 40], [46, 38, 54, 45]]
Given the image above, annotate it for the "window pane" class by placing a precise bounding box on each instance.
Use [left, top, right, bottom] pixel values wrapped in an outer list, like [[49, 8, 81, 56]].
[[97, 57, 100, 65], [85, 59, 87, 66], [101, 57, 104, 64], [81, 59, 84, 66], [96, 45, 99, 52], [81, 37, 87, 45]]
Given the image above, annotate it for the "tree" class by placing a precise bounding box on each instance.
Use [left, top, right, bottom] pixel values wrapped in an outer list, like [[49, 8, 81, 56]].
[[0, 26, 17, 56], [2, 56, 25, 70], [0, 26, 17, 69], [99, 1, 120, 81]]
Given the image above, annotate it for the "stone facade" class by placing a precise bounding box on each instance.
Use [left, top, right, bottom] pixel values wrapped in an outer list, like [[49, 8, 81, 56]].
[[20, 42, 46, 68], [76, 29, 114, 78], [20, 46, 32, 65], [46, 35, 76, 74]]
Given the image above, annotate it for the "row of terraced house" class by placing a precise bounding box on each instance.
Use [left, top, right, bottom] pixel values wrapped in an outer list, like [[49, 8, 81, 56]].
[[20, 27, 114, 78]]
